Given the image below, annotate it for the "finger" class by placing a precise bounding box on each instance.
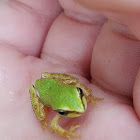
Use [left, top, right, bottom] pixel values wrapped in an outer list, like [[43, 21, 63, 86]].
[[75, 0, 140, 13], [133, 68, 140, 118], [91, 20, 140, 97], [41, 0, 105, 78], [0, 0, 61, 56]]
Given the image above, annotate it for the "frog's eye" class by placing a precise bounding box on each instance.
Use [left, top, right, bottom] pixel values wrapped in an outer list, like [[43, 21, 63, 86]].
[[77, 87, 87, 110], [77, 88, 84, 98], [58, 111, 68, 116], [58, 110, 82, 117]]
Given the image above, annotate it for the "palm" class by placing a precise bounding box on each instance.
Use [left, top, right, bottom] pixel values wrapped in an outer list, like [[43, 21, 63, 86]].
[[1, 0, 140, 140]]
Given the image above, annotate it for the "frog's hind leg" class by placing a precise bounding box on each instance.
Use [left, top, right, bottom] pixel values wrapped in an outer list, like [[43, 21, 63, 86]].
[[29, 86, 50, 130], [41, 72, 78, 85], [50, 113, 80, 140], [76, 83, 104, 107]]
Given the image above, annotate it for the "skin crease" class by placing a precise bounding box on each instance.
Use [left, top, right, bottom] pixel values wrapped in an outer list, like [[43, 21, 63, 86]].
[[0, 0, 140, 140]]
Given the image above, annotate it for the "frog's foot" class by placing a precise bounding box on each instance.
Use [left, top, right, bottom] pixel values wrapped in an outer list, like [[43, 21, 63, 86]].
[[63, 125, 80, 140], [69, 125, 80, 133], [52, 125, 80, 140], [51, 114, 80, 140], [41, 119, 50, 131], [86, 94, 104, 107]]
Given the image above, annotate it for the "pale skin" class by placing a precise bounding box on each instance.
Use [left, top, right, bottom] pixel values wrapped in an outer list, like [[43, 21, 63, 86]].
[[29, 72, 103, 140], [0, 0, 140, 140]]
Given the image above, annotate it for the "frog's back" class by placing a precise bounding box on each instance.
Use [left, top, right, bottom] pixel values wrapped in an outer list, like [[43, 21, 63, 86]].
[[35, 78, 84, 113]]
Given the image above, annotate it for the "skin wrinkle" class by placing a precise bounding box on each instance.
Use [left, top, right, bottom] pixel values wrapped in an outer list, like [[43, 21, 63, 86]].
[[8, 0, 52, 26], [0, 40, 38, 58], [112, 29, 139, 42], [42, 52, 80, 66], [62, 12, 99, 30], [41, 53, 86, 77], [65, 10, 106, 25], [110, 21, 139, 41], [8, 0, 41, 15], [0, 39, 17, 49]]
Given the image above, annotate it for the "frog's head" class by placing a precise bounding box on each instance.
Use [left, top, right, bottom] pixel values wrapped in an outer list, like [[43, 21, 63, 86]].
[[57, 88, 87, 118]]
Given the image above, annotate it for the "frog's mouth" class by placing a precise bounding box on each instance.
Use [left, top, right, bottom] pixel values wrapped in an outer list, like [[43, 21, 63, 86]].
[[56, 110, 83, 117]]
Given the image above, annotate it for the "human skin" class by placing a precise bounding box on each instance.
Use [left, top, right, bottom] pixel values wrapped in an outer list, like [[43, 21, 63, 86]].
[[0, 0, 140, 140]]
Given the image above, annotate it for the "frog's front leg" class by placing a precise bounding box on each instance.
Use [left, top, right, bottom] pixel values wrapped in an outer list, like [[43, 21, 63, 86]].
[[41, 72, 78, 85], [76, 83, 104, 107], [29, 86, 49, 130], [51, 114, 80, 140]]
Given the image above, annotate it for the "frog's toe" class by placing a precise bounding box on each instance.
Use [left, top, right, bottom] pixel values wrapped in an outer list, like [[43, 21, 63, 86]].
[[64, 125, 80, 140], [41, 119, 50, 131], [69, 125, 80, 133], [65, 132, 80, 140]]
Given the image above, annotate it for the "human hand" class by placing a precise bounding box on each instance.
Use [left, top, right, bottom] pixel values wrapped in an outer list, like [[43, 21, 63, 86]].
[[0, 0, 140, 140]]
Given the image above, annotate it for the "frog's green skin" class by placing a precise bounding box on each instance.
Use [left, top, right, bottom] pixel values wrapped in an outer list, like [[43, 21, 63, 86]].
[[29, 72, 103, 140], [35, 78, 87, 117]]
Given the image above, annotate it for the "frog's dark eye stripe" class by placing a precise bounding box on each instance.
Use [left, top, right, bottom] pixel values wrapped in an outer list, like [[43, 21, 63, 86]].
[[77, 87, 87, 110], [77, 87, 84, 98]]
